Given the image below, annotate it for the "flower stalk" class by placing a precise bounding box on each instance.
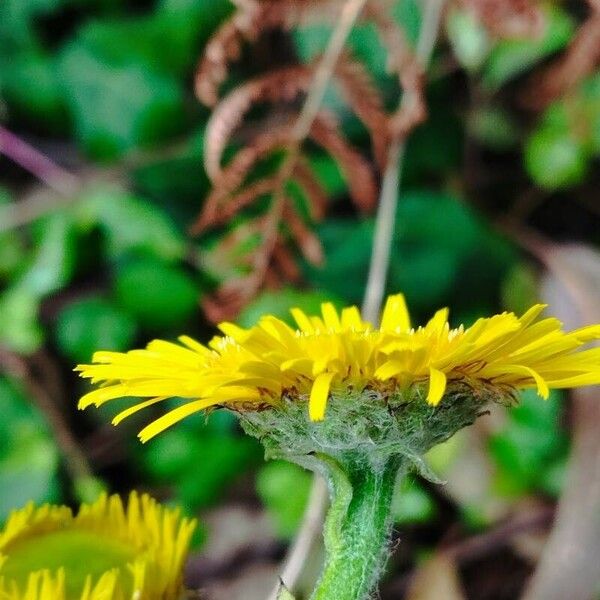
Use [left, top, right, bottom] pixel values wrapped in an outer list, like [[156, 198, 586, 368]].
[[77, 294, 600, 600], [309, 454, 401, 600]]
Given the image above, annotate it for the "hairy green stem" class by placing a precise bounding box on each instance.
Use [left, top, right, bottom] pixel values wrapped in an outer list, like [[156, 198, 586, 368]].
[[309, 456, 402, 600]]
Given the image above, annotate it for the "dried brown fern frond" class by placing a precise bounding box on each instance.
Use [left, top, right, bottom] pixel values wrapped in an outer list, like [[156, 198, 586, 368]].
[[364, 1, 415, 76], [203, 57, 389, 181], [308, 113, 378, 212], [203, 65, 315, 180], [194, 0, 433, 320], [333, 56, 391, 168], [196, 0, 346, 107], [521, 0, 600, 109], [292, 158, 328, 220], [196, 0, 417, 110], [195, 111, 377, 237], [460, 0, 543, 38]]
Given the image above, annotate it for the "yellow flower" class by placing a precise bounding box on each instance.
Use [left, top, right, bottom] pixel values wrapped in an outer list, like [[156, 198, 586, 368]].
[[0, 493, 196, 600], [76, 294, 600, 442]]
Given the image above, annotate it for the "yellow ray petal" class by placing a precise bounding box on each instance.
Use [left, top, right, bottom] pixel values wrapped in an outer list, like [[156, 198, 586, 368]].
[[491, 365, 550, 399], [321, 303, 341, 330], [381, 294, 411, 331], [375, 360, 405, 381], [309, 373, 334, 421], [218, 322, 249, 341], [427, 367, 447, 406], [178, 335, 213, 356], [341, 305, 364, 329], [290, 308, 314, 333], [425, 308, 449, 335], [138, 398, 220, 442], [112, 397, 168, 425]]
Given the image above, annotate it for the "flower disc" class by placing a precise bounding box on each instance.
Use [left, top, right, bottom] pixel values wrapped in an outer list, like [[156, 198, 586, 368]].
[[0, 493, 196, 600]]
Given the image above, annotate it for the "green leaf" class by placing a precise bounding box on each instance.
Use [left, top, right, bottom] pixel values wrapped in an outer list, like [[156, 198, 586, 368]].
[[0, 377, 60, 521], [446, 8, 490, 72], [114, 258, 199, 330], [14, 212, 77, 297], [77, 0, 231, 77], [238, 288, 341, 328], [388, 247, 458, 309], [501, 263, 540, 315], [294, 22, 387, 78], [0, 288, 44, 354], [293, 1, 420, 75], [525, 125, 589, 190], [0, 50, 67, 131], [256, 461, 312, 539], [469, 106, 520, 150], [523, 72, 600, 189], [306, 154, 346, 199], [404, 106, 463, 181], [76, 188, 186, 261], [579, 72, 600, 153], [55, 296, 137, 362], [0, 0, 63, 50], [132, 143, 211, 228], [304, 219, 374, 305], [482, 6, 575, 90], [0, 189, 26, 279], [392, 478, 437, 525], [391, 0, 421, 46], [58, 42, 185, 159]]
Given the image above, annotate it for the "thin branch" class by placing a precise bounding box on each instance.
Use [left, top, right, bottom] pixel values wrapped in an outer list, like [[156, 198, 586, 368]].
[[0, 126, 79, 196], [273, 0, 446, 597], [0, 127, 84, 232], [363, 0, 445, 322]]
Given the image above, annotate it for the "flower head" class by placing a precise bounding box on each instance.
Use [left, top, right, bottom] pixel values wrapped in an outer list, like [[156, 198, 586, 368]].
[[0, 493, 196, 600], [76, 294, 600, 443]]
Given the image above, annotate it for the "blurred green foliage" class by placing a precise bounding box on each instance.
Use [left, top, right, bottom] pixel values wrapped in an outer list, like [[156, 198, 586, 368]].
[[525, 73, 600, 189], [137, 411, 261, 512], [56, 296, 138, 362], [304, 189, 516, 317], [0, 377, 60, 521], [257, 461, 312, 540], [490, 389, 569, 497], [0, 0, 595, 557]]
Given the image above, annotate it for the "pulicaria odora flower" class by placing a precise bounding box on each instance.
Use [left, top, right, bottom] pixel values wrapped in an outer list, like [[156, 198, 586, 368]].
[[76, 293, 600, 452], [0, 493, 195, 600]]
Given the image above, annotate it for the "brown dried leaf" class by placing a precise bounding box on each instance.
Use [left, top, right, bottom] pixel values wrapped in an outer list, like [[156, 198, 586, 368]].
[[196, 0, 347, 107], [291, 159, 328, 220], [272, 242, 302, 282], [203, 66, 315, 180], [460, 0, 544, 38], [196, 5, 264, 107], [309, 114, 378, 212], [283, 201, 324, 265], [406, 553, 466, 600], [334, 56, 391, 168], [523, 12, 600, 110]]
